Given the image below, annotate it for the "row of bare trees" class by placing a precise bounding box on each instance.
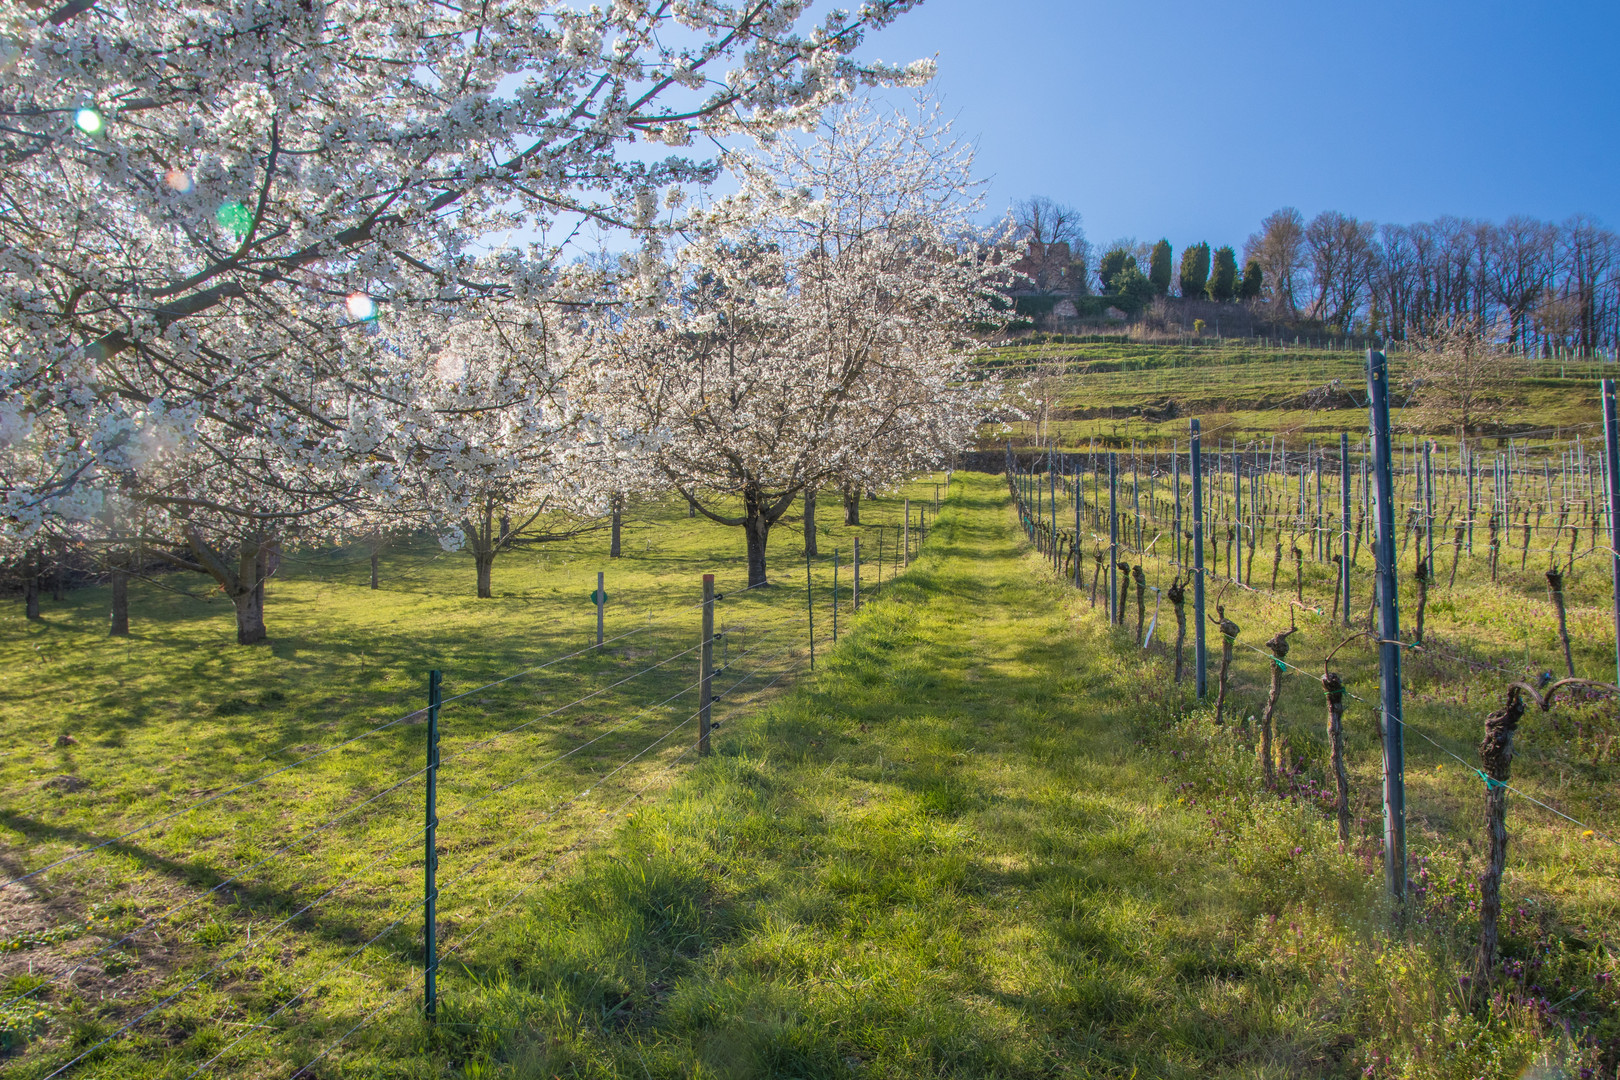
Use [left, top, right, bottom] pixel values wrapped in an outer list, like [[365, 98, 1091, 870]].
[[1245, 208, 1619, 352]]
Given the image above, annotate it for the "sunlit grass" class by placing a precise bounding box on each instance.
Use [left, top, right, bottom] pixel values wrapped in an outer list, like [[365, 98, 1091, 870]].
[[0, 485, 937, 1075]]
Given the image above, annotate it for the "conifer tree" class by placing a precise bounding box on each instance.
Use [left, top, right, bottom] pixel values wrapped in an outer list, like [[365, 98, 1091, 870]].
[[1149, 239, 1173, 295], [1178, 242, 1211, 299], [1209, 246, 1238, 301], [1240, 258, 1265, 300]]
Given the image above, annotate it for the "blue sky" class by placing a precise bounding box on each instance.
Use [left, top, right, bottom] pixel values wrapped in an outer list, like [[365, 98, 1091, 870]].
[[856, 0, 1619, 253]]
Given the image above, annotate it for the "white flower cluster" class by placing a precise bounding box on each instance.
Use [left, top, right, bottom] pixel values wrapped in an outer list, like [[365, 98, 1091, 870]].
[[0, 0, 998, 627]]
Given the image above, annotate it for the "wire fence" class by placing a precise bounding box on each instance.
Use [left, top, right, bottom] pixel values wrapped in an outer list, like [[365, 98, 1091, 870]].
[[1006, 368, 1620, 971]]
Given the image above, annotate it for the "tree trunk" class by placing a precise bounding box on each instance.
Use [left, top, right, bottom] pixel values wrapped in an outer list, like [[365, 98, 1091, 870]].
[[234, 539, 268, 645], [370, 548, 380, 589], [803, 487, 817, 557], [1328, 553, 1341, 621], [52, 536, 67, 600], [1410, 558, 1429, 645], [1477, 687, 1525, 979], [745, 512, 771, 588], [1323, 671, 1351, 845], [466, 507, 504, 599], [1546, 567, 1575, 678], [24, 550, 40, 620], [843, 486, 860, 526], [1133, 565, 1146, 644], [109, 559, 130, 637], [611, 504, 623, 558], [232, 589, 267, 644], [1488, 514, 1500, 582], [1259, 628, 1296, 788], [1168, 577, 1186, 681], [254, 538, 272, 615], [1214, 609, 1240, 725]]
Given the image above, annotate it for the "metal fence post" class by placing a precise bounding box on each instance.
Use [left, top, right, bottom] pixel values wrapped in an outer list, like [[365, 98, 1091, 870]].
[[1173, 442, 1182, 567], [1341, 432, 1352, 625], [832, 549, 839, 642], [1108, 452, 1119, 626], [1467, 444, 1476, 554], [1073, 473, 1082, 588], [595, 571, 604, 647], [1604, 380, 1620, 686], [904, 498, 911, 567], [1424, 440, 1435, 576], [853, 537, 861, 612], [1234, 451, 1244, 584], [1191, 420, 1207, 699], [1368, 349, 1407, 907], [424, 669, 441, 1021], [700, 575, 713, 756], [805, 549, 815, 671]]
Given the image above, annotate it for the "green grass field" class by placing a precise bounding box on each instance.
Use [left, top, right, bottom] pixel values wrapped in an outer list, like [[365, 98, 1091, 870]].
[[3, 337, 1618, 1079], [261, 471, 1613, 1079], [0, 485, 938, 1076]]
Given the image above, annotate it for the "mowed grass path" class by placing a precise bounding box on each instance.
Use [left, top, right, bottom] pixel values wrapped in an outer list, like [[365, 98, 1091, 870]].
[[408, 472, 1384, 1079]]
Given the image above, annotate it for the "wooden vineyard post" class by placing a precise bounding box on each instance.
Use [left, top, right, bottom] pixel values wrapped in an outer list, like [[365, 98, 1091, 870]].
[[596, 571, 605, 647], [700, 575, 714, 756], [1605, 380, 1620, 686], [1191, 420, 1207, 699], [1367, 349, 1407, 907]]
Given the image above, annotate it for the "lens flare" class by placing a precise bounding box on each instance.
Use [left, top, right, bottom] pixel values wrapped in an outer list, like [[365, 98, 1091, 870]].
[[345, 292, 378, 321], [164, 169, 193, 193], [215, 201, 252, 238], [74, 108, 103, 135]]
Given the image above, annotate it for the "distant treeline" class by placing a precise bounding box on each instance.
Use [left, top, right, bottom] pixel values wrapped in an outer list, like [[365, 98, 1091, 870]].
[[1012, 197, 1619, 354]]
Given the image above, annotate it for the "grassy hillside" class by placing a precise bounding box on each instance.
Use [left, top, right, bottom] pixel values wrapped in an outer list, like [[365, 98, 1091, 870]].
[[982, 339, 1611, 452]]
